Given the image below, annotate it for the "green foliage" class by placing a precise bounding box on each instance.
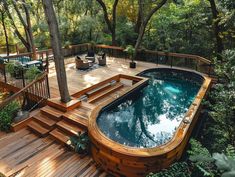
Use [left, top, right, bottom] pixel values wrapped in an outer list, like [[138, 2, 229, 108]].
[[147, 162, 191, 177], [202, 50, 235, 152], [224, 145, 235, 158], [69, 132, 89, 154], [213, 153, 235, 177], [188, 139, 217, 177], [124, 45, 135, 62], [5, 62, 16, 76], [25, 67, 42, 81], [0, 101, 20, 132], [5, 62, 23, 77], [187, 139, 235, 177]]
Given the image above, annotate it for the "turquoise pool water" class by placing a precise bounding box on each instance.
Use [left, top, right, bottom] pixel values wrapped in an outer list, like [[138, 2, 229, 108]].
[[97, 69, 203, 148]]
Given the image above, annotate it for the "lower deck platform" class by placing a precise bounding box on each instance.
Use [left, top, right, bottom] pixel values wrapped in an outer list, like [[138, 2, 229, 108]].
[[0, 129, 107, 177]]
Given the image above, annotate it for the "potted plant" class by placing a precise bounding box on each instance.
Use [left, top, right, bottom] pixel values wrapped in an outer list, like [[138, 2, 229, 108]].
[[124, 45, 136, 68], [69, 132, 90, 154]]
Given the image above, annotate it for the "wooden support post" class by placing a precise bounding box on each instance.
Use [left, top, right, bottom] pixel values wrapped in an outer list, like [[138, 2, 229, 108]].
[[22, 68, 25, 87]]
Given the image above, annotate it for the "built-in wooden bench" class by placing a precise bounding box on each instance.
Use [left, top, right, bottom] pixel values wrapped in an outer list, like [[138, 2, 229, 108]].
[[88, 83, 124, 103], [86, 82, 114, 97]]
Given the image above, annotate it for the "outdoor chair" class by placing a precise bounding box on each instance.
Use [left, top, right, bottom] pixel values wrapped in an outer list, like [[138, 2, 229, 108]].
[[98, 53, 106, 66], [85, 50, 95, 63], [75, 56, 90, 70]]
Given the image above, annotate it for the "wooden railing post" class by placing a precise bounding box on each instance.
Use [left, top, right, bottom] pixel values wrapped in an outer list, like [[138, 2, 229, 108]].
[[46, 74, 50, 98], [22, 68, 26, 87]]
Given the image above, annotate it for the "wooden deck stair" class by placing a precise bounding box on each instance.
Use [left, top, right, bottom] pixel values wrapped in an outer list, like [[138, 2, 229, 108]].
[[63, 110, 88, 128], [49, 118, 86, 146], [88, 83, 124, 103], [48, 104, 90, 146], [27, 80, 125, 147], [27, 105, 64, 137]]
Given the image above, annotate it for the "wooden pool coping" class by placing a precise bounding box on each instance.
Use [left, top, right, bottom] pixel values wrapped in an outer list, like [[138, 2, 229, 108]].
[[88, 67, 212, 158]]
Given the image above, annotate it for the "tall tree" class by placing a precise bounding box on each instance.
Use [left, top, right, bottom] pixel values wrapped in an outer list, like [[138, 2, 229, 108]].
[[208, 0, 224, 58], [3, 0, 30, 51], [42, 0, 71, 103], [0, 7, 10, 56], [133, 0, 168, 59], [11, 0, 36, 58], [96, 0, 119, 46]]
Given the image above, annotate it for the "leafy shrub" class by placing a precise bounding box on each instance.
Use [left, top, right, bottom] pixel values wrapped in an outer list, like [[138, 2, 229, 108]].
[[202, 50, 235, 152], [147, 162, 191, 177], [188, 139, 235, 177], [5, 62, 16, 76], [25, 67, 42, 81], [188, 139, 218, 177], [5, 62, 23, 78], [69, 132, 89, 154], [0, 101, 20, 132]]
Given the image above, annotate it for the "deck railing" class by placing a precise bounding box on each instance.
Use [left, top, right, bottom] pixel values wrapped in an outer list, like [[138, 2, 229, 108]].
[[1, 43, 213, 76], [0, 72, 50, 111], [93, 44, 213, 75]]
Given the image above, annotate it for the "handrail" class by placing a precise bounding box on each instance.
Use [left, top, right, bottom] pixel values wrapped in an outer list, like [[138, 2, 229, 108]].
[[1, 43, 212, 74], [0, 72, 49, 110], [2, 52, 32, 59], [94, 44, 211, 65]]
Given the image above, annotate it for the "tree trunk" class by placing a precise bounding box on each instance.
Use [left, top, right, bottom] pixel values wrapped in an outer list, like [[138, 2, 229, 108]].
[[96, 0, 119, 46], [12, 0, 36, 57], [133, 0, 167, 59], [42, 0, 71, 103], [22, 0, 37, 59], [3, 1, 30, 51], [1, 11, 10, 56], [208, 0, 224, 58]]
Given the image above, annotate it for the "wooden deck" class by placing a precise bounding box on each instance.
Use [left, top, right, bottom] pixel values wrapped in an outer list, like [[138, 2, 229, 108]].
[[0, 129, 107, 177], [0, 56, 211, 177], [48, 56, 156, 98]]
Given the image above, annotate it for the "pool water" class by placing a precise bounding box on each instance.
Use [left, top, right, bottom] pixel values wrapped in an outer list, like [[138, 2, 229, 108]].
[[97, 70, 202, 148]]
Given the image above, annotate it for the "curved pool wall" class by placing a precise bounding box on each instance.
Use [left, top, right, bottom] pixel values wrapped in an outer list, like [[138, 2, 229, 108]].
[[89, 67, 212, 177], [97, 68, 203, 148]]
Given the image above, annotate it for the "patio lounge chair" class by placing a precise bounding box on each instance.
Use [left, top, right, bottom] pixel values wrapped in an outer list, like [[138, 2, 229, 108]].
[[75, 56, 90, 70], [98, 53, 106, 66], [85, 50, 95, 63]]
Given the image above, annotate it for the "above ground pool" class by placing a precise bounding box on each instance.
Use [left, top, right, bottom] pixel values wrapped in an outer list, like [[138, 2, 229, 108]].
[[89, 68, 212, 177], [97, 69, 203, 148]]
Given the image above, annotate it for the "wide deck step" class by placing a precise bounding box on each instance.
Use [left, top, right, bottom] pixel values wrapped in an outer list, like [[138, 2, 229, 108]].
[[57, 120, 85, 136], [27, 120, 50, 137], [88, 83, 123, 103], [49, 128, 70, 145], [40, 105, 63, 121], [33, 113, 57, 129]]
